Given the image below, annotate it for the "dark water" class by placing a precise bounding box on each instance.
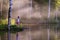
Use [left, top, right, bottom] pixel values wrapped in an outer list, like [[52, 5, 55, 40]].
[[0, 24, 60, 40]]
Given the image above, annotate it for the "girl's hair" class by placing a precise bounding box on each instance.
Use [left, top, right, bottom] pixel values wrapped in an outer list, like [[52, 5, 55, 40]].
[[18, 16, 19, 18]]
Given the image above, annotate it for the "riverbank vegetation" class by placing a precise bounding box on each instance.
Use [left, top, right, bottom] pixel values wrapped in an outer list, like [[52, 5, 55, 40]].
[[0, 17, 60, 32]]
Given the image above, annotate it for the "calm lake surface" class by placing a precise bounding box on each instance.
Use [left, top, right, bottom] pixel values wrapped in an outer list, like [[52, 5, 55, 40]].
[[0, 24, 60, 40]]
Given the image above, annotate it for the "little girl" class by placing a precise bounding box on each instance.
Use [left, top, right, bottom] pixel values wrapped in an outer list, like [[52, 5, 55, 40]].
[[16, 16, 20, 27]]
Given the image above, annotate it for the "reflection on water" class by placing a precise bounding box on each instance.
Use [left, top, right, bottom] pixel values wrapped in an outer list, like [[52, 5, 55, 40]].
[[0, 24, 60, 40]]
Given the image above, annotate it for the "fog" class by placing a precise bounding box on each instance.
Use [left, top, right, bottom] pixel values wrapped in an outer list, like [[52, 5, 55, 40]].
[[0, 0, 60, 19]]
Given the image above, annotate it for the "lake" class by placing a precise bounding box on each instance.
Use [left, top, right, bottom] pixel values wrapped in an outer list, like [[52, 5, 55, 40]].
[[0, 24, 60, 40]]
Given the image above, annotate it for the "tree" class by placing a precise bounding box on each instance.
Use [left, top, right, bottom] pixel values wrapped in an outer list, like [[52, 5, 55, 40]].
[[0, 0, 9, 19]]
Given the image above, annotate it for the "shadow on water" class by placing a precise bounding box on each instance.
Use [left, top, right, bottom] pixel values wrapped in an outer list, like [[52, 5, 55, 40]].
[[0, 24, 60, 40]]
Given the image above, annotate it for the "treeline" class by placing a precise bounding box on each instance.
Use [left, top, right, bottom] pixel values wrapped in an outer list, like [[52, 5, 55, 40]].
[[0, 0, 9, 19]]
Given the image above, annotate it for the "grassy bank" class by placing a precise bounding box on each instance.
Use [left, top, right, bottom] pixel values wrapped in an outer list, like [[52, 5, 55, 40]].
[[0, 25, 24, 32], [0, 17, 60, 32]]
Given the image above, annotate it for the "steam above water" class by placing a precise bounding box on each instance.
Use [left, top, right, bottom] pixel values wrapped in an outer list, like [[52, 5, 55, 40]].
[[0, 0, 57, 19], [12, 0, 43, 19]]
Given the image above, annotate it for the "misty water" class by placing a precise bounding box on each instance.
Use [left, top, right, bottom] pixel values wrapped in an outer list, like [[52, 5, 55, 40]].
[[0, 0, 60, 40], [0, 24, 60, 40]]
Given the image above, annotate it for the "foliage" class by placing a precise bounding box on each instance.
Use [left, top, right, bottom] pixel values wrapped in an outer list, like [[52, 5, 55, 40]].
[[0, 24, 23, 32], [33, 0, 55, 4], [0, 18, 15, 25], [0, 19, 8, 25], [55, 0, 60, 8], [11, 19, 16, 25], [34, 0, 48, 4], [33, 0, 56, 9]]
